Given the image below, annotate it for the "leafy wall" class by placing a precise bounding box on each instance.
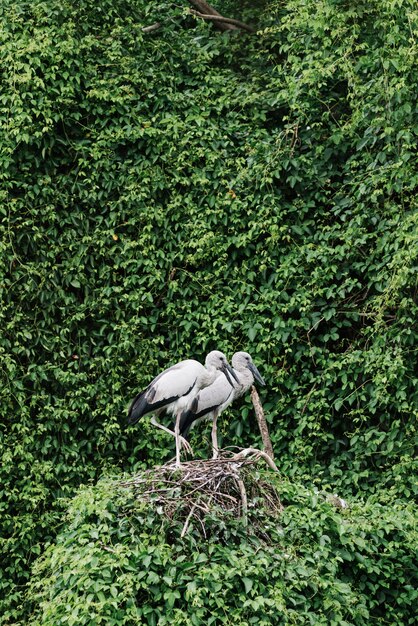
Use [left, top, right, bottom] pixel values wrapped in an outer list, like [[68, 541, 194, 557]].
[[0, 0, 417, 622]]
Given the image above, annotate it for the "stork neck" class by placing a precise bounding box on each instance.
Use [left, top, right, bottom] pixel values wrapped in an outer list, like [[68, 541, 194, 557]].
[[200, 366, 219, 389], [234, 368, 252, 393]]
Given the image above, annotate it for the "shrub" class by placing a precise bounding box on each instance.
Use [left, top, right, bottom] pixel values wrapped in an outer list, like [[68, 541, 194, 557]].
[[27, 471, 417, 625]]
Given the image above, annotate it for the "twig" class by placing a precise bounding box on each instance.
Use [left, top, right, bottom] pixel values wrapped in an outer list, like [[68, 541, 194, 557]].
[[235, 447, 279, 472], [250, 387, 275, 460], [142, 22, 162, 33], [235, 478, 248, 528], [189, 10, 255, 33], [193, 501, 211, 513], [187, 0, 238, 31], [181, 503, 197, 538], [99, 542, 117, 553], [211, 491, 239, 503]]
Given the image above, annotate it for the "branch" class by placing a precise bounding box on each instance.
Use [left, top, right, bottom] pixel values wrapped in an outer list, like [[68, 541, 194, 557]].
[[142, 2, 255, 35], [142, 22, 162, 33], [235, 447, 279, 472], [180, 503, 197, 537], [250, 387, 275, 460], [190, 10, 255, 33], [188, 0, 235, 31], [187, 0, 235, 22], [235, 477, 248, 527], [99, 542, 117, 553]]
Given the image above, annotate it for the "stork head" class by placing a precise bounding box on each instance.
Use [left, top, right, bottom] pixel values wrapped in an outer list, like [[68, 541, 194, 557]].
[[205, 351, 239, 386], [232, 352, 265, 386]]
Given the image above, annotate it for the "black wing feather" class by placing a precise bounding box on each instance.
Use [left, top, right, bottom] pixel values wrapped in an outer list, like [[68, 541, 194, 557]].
[[179, 399, 220, 439], [127, 379, 197, 426], [127, 387, 177, 425]]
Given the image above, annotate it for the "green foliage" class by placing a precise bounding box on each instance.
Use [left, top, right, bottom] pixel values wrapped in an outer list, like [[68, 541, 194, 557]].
[[27, 475, 417, 625], [1, 0, 417, 621]]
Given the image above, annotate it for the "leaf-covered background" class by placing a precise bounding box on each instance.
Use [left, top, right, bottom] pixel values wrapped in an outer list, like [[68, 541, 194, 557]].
[[1, 0, 417, 623]]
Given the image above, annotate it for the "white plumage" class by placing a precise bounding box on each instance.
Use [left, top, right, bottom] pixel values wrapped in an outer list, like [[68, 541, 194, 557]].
[[179, 351, 265, 458], [127, 351, 238, 466]]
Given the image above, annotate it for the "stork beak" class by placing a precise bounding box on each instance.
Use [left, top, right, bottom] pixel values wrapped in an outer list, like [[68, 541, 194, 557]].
[[248, 362, 265, 386], [222, 362, 240, 387]]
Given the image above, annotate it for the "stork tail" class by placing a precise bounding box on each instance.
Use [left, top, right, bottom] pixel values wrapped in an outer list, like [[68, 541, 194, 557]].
[[127, 390, 150, 425]]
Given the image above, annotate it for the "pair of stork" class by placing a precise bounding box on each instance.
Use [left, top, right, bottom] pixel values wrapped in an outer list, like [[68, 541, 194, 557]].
[[127, 350, 265, 466]]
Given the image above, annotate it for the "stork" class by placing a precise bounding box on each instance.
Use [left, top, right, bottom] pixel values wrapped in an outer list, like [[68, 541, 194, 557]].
[[127, 351, 238, 466], [179, 351, 265, 458]]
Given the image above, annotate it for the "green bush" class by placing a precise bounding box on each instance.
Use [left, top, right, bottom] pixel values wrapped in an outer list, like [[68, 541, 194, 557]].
[[27, 473, 417, 625], [1, 0, 417, 621]]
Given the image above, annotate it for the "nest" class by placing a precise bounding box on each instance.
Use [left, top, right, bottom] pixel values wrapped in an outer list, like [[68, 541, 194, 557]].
[[120, 448, 283, 539]]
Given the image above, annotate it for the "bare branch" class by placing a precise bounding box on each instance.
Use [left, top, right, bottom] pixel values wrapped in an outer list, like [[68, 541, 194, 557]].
[[180, 503, 197, 537], [235, 477, 248, 527], [190, 10, 255, 33], [234, 447, 279, 472], [187, 0, 237, 31], [250, 387, 275, 460], [141, 2, 254, 35], [141, 22, 162, 33], [99, 542, 117, 553]]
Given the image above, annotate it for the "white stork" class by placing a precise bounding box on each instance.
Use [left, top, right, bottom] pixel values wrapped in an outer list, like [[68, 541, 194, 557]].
[[179, 351, 265, 458], [127, 351, 238, 466]]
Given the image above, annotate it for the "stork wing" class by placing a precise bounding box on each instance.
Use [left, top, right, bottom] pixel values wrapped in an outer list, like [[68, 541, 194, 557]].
[[179, 371, 241, 437], [146, 359, 202, 405], [190, 372, 239, 419], [127, 359, 203, 425]]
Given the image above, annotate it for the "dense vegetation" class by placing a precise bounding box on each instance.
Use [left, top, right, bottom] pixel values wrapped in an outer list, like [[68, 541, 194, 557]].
[[0, 0, 417, 623], [27, 473, 416, 625]]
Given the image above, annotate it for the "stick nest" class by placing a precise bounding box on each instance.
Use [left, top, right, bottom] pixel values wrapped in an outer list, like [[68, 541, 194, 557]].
[[120, 448, 283, 539]]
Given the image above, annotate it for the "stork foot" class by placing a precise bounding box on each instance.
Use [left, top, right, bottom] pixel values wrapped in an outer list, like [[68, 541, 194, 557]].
[[180, 436, 194, 456]]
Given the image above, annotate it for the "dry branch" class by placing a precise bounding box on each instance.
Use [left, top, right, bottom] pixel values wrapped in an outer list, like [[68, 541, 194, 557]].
[[142, 22, 162, 33], [141, 1, 254, 35], [187, 0, 238, 31], [181, 503, 197, 537], [251, 386, 275, 460], [234, 447, 278, 472], [235, 477, 248, 527], [189, 10, 255, 33]]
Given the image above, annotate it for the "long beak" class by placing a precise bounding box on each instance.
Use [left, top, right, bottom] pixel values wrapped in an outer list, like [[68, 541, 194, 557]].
[[249, 362, 265, 386], [222, 363, 240, 387]]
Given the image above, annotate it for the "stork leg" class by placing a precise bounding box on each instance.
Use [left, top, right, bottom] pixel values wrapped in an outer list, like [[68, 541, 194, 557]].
[[211, 412, 219, 459], [150, 416, 193, 455], [174, 411, 181, 467]]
